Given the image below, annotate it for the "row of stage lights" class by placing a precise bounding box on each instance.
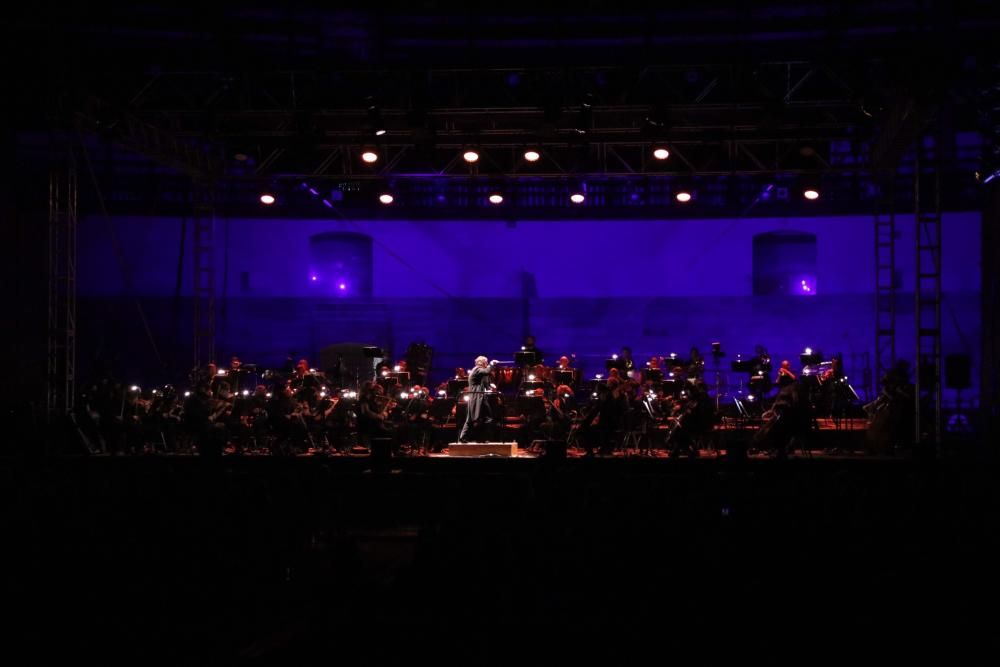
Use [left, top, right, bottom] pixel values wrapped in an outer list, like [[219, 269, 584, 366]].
[[261, 185, 820, 207], [258, 145, 820, 206], [360, 146, 666, 166]]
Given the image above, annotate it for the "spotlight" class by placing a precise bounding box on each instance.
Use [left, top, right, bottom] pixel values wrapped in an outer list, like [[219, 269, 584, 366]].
[[463, 150, 480, 163], [803, 188, 820, 200], [438, 390, 446, 397], [463, 394, 471, 402], [259, 193, 276, 205], [488, 193, 504, 205], [570, 192, 585, 204], [379, 193, 394, 204], [338, 282, 347, 291], [653, 147, 670, 160], [130, 385, 139, 392], [675, 191, 692, 203], [184, 391, 191, 397], [242, 390, 250, 397], [524, 149, 540, 162], [374, 128, 386, 137], [361, 150, 378, 163], [310, 274, 318, 282]]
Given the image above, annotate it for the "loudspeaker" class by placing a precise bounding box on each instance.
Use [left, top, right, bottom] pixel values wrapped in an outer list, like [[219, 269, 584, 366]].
[[945, 354, 971, 390], [370, 437, 393, 463], [541, 440, 566, 460]]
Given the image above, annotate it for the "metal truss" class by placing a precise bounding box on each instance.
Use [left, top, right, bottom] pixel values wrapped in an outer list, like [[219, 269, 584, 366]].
[[874, 181, 896, 397], [47, 161, 78, 422], [914, 140, 942, 449], [192, 182, 216, 370]]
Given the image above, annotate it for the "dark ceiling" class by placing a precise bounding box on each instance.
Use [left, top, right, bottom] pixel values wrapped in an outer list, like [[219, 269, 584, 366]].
[[9, 2, 999, 216]]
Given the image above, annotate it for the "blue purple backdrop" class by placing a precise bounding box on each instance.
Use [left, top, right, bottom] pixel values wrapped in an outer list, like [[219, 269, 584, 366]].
[[78, 213, 981, 405]]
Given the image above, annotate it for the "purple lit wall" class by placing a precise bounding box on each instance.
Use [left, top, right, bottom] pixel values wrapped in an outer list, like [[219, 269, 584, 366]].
[[78, 213, 981, 404]]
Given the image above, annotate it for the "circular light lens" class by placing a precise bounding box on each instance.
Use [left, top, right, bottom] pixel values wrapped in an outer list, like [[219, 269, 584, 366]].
[[379, 193, 394, 204], [463, 150, 480, 163], [523, 150, 540, 162]]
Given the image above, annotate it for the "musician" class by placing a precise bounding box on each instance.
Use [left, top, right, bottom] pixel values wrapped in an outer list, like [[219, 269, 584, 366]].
[[777, 360, 797, 387], [688, 346, 705, 379], [291, 358, 321, 391], [357, 381, 395, 447], [643, 356, 664, 385], [458, 356, 498, 443], [228, 355, 247, 392], [576, 377, 627, 457], [749, 345, 773, 397], [754, 380, 812, 458]]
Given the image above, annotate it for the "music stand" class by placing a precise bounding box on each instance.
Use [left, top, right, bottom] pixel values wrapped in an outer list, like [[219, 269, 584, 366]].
[[551, 369, 576, 387], [363, 346, 385, 382], [515, 350, 539, 367]]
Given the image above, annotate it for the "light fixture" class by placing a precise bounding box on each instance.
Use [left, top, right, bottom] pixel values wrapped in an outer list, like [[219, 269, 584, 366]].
[[488, 193, 504, 205], [653, 147, 670, 160], [260, 193, 276, 205], [803, 188, 820, 200], [570, 192, 585, 204], [675, 191, 692, 203], [379, 193, 394, 204], [361, 150, 378, 164], [524, 149, 540, 162], [463, 150, 480, 163]]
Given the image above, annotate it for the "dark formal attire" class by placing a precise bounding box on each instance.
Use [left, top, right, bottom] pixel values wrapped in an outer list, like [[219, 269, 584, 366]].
[[459, 363, 495, 442]]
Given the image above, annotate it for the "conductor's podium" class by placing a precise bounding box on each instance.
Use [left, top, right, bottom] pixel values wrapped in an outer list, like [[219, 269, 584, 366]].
[[447, 442, 519, 457]]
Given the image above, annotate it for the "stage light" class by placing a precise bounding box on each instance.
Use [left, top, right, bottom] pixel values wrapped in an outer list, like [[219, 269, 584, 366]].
[[524, 149, 540, 162], [400, 392, 408, 399], [184, 391, 191, 397], [528, 374, 536, 381], [526, 390, 534, 396], [463, 394, 471, 402], [361, 150, 378, 163], [570, 192, 585, 204], [463, 150, 480, 163], [803, 188, 820, 200], [488, 193, 503, 204], [259, 193, 276, 205], [130, 385, 139, 392], [217, 370, 226, 376], [393, 365, 401, 372], [438, 390, 446, 397], [242, 390, 250, 397], [675, 191, 692, 203], [596, 374, 603, 379], [612, 354, 618, 360], [338, 282, 347, 291], [379, 193, 394, 204], [310, 274, 318, 282], [374, 128, 386, 137], [653, 147, 670, 160], [804, 347, 813, 355]]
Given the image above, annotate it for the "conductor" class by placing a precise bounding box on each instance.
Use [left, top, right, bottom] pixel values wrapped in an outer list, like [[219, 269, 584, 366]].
[[458, 356, 498, 442]]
